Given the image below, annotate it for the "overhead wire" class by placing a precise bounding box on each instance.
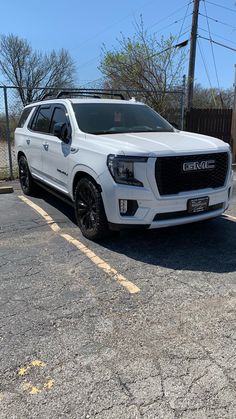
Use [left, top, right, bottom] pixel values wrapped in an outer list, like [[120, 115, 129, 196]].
[[149, 14, 192, 35], [75, 0, 193, 53], [176, 1, 191, 43], [205, 0, 236, 14], [73, 0, 158, 50], [199, 13, 236, 31], [197, 39, 217, 105], [77, 3, 193, 71], [147, 1, 193, 30], [198, 35, 236, 52], [161, 1, 192, 74], [198, 27, 236, 47], [202, 0, 222, 104]]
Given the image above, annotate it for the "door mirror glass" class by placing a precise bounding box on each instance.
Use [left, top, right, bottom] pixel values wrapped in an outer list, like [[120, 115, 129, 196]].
[[53, 122, 70, 143]]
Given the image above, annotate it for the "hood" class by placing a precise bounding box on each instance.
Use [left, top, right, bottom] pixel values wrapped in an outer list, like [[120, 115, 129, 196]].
[[85, 131, 230, 157]]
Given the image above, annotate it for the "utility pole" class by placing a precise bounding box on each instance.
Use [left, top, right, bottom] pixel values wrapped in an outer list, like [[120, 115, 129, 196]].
[[231, 64, 236, 163], [187, 0, 200, 109]]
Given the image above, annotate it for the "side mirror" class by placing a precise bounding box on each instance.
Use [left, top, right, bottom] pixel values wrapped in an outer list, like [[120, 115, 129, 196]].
[[53, 122, 70, 143]]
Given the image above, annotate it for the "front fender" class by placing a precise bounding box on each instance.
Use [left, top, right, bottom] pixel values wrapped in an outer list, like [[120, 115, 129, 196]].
[[69, 164, 100, 197]]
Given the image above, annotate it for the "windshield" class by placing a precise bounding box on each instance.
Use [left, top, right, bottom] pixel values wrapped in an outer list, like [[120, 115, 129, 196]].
[[72, 103, 174, 135]]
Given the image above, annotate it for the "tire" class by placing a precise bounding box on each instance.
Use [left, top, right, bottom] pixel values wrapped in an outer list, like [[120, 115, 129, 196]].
[[74, 177, 110, 241], [18, 155, 37, 195]]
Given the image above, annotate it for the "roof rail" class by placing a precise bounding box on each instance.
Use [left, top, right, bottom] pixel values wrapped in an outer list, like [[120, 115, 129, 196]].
[[56, 90, 125, 100], [41, 92, 56, 101]]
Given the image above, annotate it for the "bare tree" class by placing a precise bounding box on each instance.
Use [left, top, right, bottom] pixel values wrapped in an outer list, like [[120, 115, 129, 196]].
[[99, 20, 187, 113], [193, 83, 234, 109], [0, 34, 76, 105]]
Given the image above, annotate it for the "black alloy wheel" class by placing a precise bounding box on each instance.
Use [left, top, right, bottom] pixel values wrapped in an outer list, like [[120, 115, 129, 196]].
[[75, 177, 109, 240], [18, 155, 36, 195]]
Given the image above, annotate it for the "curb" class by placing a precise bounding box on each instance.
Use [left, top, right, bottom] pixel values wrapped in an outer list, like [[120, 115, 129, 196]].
[[0, 186, 14, 194]]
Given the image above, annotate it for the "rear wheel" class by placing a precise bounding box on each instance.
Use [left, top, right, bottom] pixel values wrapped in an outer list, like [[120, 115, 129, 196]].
[[74, 177, 110, 241], [18, 155, 37, 195]]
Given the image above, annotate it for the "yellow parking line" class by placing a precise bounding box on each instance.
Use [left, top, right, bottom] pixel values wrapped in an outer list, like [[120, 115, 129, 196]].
[[19, 195, 61, 232], [223, 213, 236, 222], [18, 195, 140, 294], [60, 233, 140, 294]]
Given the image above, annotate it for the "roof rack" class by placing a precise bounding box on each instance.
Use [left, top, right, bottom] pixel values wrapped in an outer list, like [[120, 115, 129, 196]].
[[41, 92, 56, 101], [56, 90, 125, 100]]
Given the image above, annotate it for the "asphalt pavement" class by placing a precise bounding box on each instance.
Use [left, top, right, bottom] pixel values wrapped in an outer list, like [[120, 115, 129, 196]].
[[0, 180, 236, 419]]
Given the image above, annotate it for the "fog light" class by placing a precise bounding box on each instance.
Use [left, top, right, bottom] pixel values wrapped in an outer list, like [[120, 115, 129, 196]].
[[119, 199, 128, 214], [119, 199, 138, 216]]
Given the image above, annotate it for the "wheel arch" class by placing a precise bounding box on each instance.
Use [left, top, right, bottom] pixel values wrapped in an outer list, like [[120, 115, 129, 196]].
[[17, 151, 26, 162], [72, 170, 102, 200]]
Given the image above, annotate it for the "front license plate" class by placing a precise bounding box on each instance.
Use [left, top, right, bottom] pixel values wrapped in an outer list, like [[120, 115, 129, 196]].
[[187, 197, 209, 213]]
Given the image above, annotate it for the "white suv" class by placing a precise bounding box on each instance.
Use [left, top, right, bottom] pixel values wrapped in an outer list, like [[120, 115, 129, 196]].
[[15, 91, 233, 240]]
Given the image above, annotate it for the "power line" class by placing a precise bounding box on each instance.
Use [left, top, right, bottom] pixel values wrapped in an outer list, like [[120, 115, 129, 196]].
[[77, 56, 100, 70], [149, 14, 192, 35], [198, 35, 236, 52], [197, 39, 217, 105], [163, 2, 192, 74], [203, 1, 221, 96], [176, 2, 192, 43], [71, 0, 158, 51], [81, 77, 104, 87], [179, 26, 192, 39], [198, 27, 236, 47], [205, 0, 236, 13], [76, 0, 193, 52], [199, 13, 236, 31], [148, 1, 193, 30], [77, 10, 193, 71], [77, 2, 193, 72]]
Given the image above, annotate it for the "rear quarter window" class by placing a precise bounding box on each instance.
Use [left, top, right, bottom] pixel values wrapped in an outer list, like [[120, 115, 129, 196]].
[[17, 107, 34, 128], [31, 105, 52, 133]]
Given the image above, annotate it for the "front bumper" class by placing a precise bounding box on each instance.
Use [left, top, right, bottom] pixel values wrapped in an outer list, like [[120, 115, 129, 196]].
[[99, 169, 234, 230]]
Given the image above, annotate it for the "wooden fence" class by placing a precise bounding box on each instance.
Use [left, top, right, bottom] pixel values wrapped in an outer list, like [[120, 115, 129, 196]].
[[185, 108, 232, 144]]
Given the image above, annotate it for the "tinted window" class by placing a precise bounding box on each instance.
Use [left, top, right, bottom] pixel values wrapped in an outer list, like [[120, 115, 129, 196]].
[[50, 107, 68, 134], [31, 106, 52, 133], [17, 107, 33, 128], [72, 103, 174, 135]]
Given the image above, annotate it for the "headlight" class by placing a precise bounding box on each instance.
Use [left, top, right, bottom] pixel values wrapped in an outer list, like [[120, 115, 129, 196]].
[[107, 154, 147, 186]]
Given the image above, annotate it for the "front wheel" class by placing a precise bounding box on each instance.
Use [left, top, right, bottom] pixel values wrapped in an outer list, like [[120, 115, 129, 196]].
[[74, 178, 110, 241], [18, 155, 37, 195]]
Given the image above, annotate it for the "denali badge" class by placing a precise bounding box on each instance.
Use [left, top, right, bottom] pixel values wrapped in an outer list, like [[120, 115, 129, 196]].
[[183, 160, 215, 172]]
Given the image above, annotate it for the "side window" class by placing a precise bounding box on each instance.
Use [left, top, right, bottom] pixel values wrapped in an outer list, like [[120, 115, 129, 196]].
[[17, 107, 33, 128], [50, 106, 69, 134], [31, 106, 52, 133], [28, 107, 39, 129]]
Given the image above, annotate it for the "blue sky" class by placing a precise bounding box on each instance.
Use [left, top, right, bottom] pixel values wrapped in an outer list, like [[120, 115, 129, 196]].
[[1, 0, 236, 89]]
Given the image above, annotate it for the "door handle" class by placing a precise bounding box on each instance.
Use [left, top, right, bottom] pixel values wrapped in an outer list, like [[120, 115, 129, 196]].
[[26, 139, 30, 145], [70, 146, 79, 154], [43, 142, 49, 151]]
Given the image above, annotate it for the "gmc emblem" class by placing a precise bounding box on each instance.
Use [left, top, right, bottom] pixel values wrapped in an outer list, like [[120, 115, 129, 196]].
[[183, 160, 216, 172]]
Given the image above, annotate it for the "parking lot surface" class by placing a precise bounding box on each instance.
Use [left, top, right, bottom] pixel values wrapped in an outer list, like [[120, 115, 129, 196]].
[[0, 180, 236, 419]]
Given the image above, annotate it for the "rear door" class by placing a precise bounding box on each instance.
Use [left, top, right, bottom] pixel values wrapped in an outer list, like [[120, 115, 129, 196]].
[[41, 104, 71, 192]]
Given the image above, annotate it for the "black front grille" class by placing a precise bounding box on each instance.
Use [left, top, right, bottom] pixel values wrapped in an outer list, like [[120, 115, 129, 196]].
[[155, 152, 229, 195]]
